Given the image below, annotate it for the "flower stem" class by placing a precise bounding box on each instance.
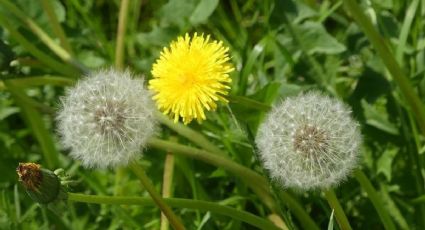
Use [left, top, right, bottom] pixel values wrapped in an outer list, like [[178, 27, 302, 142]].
[[67, 193, 281, 230], [323, 189, 352, 230], [147, 138, 277, 212], [342, 0, 425, 135], [353, 170, 396, 230], [278, 191, 320, 230], [154, 112, 227, 157], [115, 0, 130, 69], [161, 137, 177, 230], [129, 162, 185, 230]]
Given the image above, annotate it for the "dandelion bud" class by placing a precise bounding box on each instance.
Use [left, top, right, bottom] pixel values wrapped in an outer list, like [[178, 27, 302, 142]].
[[17, 163, 64, 204], [56, 69, 157, 169], [256, 91, 361, 191]]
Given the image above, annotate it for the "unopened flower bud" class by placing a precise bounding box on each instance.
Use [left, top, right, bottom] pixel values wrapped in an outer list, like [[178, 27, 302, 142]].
[[17, 163, 66, 204]]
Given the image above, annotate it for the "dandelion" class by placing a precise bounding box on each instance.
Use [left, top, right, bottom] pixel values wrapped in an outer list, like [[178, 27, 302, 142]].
[[57, 69, 157, 169], [17, 163, 66, 204], [149, 33, 234, 124], [256, 91, 361, 191]]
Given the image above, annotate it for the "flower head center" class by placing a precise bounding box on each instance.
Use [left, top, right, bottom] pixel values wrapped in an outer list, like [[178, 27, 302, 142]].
[[293, 125, 329, 155], [181, 72, 199, 88], [93, 100, 126, 136]]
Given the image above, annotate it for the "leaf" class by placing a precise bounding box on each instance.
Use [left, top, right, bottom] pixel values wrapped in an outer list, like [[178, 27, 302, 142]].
[[15, 0, 66, 31], [377, 147, 398, 181], [361, 99, 399, 135], [136, 26, 179, 47], [190, 0, 219, 25], [380, 184, 410, 230], [159, 0, 196, 28], [327, 209, 334, 230], [77, 50, 106, 69], [0, 107, 20, 120], [269, 0, 317, 28], [295, 21, 346, 55]]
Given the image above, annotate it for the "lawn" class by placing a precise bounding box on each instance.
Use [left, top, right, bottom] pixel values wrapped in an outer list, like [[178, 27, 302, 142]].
[[0, 0, 424, 229]]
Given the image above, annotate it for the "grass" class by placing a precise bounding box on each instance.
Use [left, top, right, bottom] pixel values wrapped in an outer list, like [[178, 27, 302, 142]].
[[0, 0, 424, 229]]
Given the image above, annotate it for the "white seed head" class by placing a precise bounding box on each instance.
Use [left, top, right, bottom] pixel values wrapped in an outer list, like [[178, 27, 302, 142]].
[[56, 68, 157, 169], [256, 91, 361, 191]]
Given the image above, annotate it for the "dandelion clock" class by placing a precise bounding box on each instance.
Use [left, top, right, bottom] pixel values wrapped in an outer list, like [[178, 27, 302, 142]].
[[256, 91, 361, 191], [56, 69, 157, 169]]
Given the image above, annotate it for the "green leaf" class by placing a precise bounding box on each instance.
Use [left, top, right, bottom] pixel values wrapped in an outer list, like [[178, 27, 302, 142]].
[[190, 0, 219, 25], [377, 147, 398, 181], [327, 209, 334, 230], [15, 0, 66, 33], [294, 21, 346, 55], [380, 184, 409, 230], [136, 26, 179, 47], [0, 107, 20, 120], [159, 0, 195, 28], [361, 99, 399, 135]]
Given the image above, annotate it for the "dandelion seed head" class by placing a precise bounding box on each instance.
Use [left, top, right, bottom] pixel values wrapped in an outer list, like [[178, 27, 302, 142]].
[[256, 91, 361, 191], [57, 69, 157, 169]]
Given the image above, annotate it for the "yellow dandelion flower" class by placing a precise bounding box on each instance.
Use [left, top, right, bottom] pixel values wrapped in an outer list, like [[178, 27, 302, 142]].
[[149, 33, 234, 124]]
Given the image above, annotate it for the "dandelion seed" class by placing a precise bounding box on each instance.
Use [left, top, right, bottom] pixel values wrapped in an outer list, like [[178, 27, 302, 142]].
[[149, 33, 234, 124], [256, 91, 361, 191], [56, 69, 157, 169]]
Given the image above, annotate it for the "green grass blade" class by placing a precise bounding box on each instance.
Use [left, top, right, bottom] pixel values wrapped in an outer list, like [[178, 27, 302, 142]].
[[354, 170, 396, 230], [4, 80, 60, 168], [40, 0, 73, 55], [0, 13, 79, 77], [396, 0, 419, 64]]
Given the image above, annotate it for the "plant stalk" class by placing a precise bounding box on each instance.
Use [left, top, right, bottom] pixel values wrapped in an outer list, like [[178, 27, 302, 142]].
[[129, 162, 185, 230], [353, 170, 396, 230], [324, 189, 352, 230], [115, 0, 130, 69], [67, 193, 281, 230], [155, 112, 227, 156], [147, 138, 277, 212]]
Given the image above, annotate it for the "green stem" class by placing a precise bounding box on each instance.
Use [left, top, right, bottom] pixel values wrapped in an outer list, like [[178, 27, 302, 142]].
[[129, 162, 185, 230], [342, 0, 425, 135], [113, 167, 126, 196], [4, 76, 75, 87], [278, 191, 320, 230], [67, 193, 280, 230], [155, 112, 227, 157], [228, 94, 271, 111], [147, 138, 277, 213], [161, 137, 177, 230], [115, 0, 130, 69], [324, 189, 352, 230], [40, 0, 73, 55], [353, 170, 396, 230]]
